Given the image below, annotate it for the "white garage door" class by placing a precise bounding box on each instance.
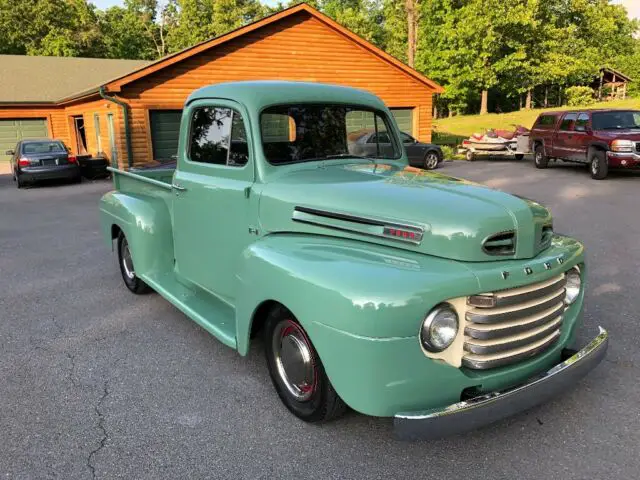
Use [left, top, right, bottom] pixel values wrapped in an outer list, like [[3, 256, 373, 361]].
[[0, 119, 49, 162]]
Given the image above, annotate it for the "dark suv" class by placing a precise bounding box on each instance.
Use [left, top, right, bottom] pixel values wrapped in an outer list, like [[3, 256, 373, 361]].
[[529, 109, 640, 179]]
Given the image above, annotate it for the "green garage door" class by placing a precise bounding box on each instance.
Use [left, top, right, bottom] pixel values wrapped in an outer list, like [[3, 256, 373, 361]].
[[391, 108, 414, 135], [0, 118, 48, 162], [150, 110, 182, 162]]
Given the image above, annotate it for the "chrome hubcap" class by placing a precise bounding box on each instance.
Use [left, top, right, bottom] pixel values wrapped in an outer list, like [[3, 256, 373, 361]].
[[426, 153, 438, 168], [273, 320, 316, 401], [536, 152, 542, 163], [592, 160, 598, 174], [122, 241, 135, 279]]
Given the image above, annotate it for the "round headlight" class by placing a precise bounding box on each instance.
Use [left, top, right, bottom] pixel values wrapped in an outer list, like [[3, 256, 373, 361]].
[[420, 304, 459, 352], [565, 266, 582, 305]]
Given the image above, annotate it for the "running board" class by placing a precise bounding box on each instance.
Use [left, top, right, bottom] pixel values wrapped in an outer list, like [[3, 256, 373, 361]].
[[142, 272, 237, 349]]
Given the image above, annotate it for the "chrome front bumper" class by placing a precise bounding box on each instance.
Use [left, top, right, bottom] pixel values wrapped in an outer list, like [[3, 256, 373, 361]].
[[394, 327, 609, 440]]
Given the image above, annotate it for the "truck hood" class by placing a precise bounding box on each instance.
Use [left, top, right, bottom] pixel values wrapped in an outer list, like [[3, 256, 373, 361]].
[[258, 163, 553, 262]]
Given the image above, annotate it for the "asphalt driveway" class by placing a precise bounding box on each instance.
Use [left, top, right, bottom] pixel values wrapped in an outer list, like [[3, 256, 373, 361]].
[[0, 159, 638, 479]]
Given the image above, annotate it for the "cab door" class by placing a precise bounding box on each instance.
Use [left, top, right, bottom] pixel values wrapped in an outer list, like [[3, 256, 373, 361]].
[[172, 99, 255, 303], [552, 112, 577, 159], [570, 113, 591, 163]]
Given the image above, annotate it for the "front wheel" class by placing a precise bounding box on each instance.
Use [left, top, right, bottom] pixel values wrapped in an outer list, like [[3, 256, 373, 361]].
[[117, 232, 151, 294], [534, 145, 548, 168], [264, 305, 346, 423], [424, 150, 440, 170], [589, 150, 608, 179]]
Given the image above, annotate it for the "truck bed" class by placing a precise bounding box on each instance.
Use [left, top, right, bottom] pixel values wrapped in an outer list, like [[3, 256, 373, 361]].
[[108, 162, 176, 194]]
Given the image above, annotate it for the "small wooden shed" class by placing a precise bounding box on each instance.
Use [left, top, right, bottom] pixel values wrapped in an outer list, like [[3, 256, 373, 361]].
[[0, 3, 443, 169], [595, 67, 633, 101]]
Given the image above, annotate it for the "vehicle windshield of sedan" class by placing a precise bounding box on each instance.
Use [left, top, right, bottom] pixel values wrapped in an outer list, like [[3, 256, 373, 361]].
[[22, 141, 65, 154], [592, 111, 640, 130], [260, 104, 401, 165]]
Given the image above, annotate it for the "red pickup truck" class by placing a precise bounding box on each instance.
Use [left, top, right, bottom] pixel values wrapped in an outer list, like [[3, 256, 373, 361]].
[[529, 109, 640, 179]]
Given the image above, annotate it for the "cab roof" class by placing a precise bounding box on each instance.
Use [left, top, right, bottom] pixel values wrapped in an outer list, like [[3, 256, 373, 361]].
[[186, 81, 387, 111]]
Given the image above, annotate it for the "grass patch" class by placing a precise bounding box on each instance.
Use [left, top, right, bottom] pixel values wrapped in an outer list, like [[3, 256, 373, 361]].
[[433, 98, 640, 139]]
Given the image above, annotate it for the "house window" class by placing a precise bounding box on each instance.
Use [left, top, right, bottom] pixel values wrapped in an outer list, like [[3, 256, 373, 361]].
[[188, 107, 248, 167], [94, 114, 102, 153]]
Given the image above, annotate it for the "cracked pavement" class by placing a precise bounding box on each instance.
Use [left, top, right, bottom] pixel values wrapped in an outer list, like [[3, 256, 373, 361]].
[[0, 160, 639, 479]]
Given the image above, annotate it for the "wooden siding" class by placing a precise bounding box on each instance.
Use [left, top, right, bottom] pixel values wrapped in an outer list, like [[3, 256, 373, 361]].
[[63, 98, 121, 163], [118, 11, 434, 167]]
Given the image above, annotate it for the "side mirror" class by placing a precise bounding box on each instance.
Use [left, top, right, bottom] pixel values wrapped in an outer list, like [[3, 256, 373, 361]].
[[5, 149, 14, 155]]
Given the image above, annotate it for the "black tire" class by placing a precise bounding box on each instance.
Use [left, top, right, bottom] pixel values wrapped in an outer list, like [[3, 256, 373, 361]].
[[514, 154, 524, 160], [16, 174, 24, 189], [534, 144, 548, 168], [71, 175, 82, 184], [589, 150, 608, 180], [465, 150, 475, 161], [264, 305, 346, 423], [117, 232, 151, 294], [424, 150, 440, 170]]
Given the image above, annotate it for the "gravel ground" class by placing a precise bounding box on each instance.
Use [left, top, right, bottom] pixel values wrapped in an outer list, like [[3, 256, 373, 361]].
[[0, 159, 638, 479]]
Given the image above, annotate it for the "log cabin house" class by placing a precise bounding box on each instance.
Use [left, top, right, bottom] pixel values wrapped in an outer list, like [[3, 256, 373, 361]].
[[0, 3, 443, 169]]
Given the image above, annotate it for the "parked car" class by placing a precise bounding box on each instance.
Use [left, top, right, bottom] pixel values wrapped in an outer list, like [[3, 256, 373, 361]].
[[8, 139, 81, 188], [529, 109, 640, 179], [100, 81, 607, 439], [349, 130, 443, 169]]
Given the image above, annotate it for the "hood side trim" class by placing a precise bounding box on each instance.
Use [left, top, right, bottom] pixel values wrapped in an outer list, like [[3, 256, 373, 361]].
[[292, 206, 424, 245]]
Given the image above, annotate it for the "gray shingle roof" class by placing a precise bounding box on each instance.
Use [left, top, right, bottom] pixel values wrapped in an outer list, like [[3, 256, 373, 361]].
[[0, 55, 150, 103]]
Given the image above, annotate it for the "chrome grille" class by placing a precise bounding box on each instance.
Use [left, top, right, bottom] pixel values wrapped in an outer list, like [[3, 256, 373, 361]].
[[463, 274, 566, 369]]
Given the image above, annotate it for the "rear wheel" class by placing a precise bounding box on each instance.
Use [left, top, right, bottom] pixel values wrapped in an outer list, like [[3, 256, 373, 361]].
[[534, 144, 548, 168], [589, 150, 608, 180], [465, 150, 475, 161], [16, 174, 24, 189], [117, 232, 151, 294], [424, 150, 440, 170], [264, 305, 346, 423]]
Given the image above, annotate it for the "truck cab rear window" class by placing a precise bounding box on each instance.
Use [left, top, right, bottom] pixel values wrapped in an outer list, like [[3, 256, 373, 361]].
[[188, 107, 248, 166]]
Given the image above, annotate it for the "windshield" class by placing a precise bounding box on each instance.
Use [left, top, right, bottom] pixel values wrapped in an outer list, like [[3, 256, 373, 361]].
[[22, 141, 65, 154], [592, 111, 640, 130], [260, 104, 401, 165]]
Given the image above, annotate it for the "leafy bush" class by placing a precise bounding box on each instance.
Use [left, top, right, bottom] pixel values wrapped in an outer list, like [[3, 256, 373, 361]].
[[440, 145, 464, 160], [565, 86, 595, 107]]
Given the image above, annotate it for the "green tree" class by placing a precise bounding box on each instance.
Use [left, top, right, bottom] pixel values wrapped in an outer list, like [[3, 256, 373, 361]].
[[165, 0, 265, 53]]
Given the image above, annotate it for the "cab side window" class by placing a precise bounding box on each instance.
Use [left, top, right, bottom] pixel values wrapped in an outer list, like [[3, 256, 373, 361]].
[[574, 113, 589, 131], [188, 107, 248, 166], [559, 113, 577, 131]]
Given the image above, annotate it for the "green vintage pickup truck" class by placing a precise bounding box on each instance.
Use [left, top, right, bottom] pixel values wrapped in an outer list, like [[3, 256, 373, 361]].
[[100, 81, 608, 439]]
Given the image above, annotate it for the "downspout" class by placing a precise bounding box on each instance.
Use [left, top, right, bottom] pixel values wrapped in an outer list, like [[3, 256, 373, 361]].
[[99, 86, 133, 169]]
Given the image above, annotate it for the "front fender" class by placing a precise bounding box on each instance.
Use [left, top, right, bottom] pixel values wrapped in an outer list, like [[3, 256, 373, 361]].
[[234, 234, 586, 417], [99, 191, 174, 277], [235, 234, 478, 355]]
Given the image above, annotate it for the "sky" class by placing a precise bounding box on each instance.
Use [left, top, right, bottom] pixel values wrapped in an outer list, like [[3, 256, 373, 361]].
[[91, 0, 639, 19]]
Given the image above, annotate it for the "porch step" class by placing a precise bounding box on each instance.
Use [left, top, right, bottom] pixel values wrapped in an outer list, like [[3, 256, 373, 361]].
[[142, 272, 237, 349]]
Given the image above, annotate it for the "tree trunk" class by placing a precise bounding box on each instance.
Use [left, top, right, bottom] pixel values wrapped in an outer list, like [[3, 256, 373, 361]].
[[433, 102, 438, 119], [544, 86, 548, 108], [525, 89, 532, 109], [448, 109, 454, 118], [480, 89, 488, 115], [406, 0, 417, 67]]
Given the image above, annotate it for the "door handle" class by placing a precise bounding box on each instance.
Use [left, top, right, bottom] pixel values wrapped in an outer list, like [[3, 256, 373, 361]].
[[172, 183, 187, 191]]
